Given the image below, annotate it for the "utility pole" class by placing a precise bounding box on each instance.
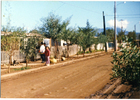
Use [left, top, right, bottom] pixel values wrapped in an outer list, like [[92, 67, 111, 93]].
[[134, 22, 140, 32], [103, 11, 107, 52], [114, 1, 117, 51], [134, 24, 136, 32], [120, 19, 123, 31]]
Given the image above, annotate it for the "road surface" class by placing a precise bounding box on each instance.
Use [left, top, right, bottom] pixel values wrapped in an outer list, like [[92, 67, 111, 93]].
[[1, 54, 113, 98]]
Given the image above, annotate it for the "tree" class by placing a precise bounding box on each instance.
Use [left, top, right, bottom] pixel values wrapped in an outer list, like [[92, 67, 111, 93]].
[[78, 20, 97, 56], [20, 35, 41, 67], [1, 26, 10, 32], [61, 26, 76, 57], [117, 30, 125, 43], [29, 28, 40, 34], [70, 30, 79, 45], [1, 27, 26, 73], [1, 27, 26, 65], [68, 30, 82, 57], [98, 33, 108, 50], [40, 12, 71, 58], [106, 28, 114, 42], [94, 37, 99, 50], [127, 31, 136, 44], [1, 35, 20, 65]]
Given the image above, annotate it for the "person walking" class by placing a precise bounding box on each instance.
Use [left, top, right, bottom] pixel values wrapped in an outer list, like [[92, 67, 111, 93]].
[[45, 46, 50, 66], [40, 42, 45, 63]]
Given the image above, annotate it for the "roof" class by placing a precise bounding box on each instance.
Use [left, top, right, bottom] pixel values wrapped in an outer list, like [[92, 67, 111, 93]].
[[1, 31, 12, 36], [25, 33, 43, 37], [1, 31, 43, 37]]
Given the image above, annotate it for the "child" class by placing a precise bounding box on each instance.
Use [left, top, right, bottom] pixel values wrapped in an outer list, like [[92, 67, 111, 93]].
[[45, 46, 50, 66]]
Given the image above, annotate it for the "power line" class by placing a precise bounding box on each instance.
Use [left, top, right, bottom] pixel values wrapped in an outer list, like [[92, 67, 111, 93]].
[[59, 1, 101, 15], [54, 3, 65, 12], [106, 14, 140, 16], [117, 14, 140, 16], [117, 17, 140, 18], [106, 14, 140, 18]]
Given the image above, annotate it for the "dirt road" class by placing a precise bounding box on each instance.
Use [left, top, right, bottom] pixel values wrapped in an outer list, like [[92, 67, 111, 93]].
[[1, 54, 113, 98]]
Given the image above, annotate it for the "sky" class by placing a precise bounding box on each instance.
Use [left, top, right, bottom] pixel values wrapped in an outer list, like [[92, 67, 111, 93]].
[[1, 0, 140, 33]]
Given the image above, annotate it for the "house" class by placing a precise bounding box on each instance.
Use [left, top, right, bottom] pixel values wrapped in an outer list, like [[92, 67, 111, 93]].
[[1, 31, 12, 36], [50, 39, 67, 47], [1, 31, 67, 47], [43, 38, 51, 47]]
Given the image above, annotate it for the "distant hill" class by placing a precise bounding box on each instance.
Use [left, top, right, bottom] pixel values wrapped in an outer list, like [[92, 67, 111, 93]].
[[97, 27, 139, 35]]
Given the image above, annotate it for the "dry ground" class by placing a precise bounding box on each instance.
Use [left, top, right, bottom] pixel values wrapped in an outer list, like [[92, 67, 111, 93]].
[[1, 53, 115, 98]]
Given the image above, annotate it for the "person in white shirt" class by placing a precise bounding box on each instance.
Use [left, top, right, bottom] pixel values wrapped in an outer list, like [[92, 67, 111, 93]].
[[40, 42, 45, 63]]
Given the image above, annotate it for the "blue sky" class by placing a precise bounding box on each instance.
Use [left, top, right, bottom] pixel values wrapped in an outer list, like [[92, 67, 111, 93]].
[[1, 1, 140, 33]]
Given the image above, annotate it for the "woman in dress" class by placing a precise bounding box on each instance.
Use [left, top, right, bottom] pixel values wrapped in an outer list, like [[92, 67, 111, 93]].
[[45, 46, 50, 66]]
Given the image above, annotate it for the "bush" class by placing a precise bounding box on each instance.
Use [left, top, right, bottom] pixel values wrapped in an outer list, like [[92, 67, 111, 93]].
[[77, 51, 84, 55], [14, 67, 31, 71], [91, 50, 96, 53], [85, 51, 90, 54], [111, 37, 140, 86]]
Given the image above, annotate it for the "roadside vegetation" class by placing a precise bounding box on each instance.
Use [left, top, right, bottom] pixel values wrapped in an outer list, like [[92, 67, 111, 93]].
[[111, 36, 140, 86], [77, 49, 104, 55], [14, 67, 31, 71], [2, 12, 137, 61], [1, 11, 139, 86]]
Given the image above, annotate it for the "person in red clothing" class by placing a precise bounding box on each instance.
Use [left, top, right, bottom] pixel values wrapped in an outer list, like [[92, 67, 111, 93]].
[[45, 46, 50, 66]]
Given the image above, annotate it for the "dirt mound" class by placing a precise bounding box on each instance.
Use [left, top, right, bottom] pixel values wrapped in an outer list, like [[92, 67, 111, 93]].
[[86, 78, 139, 99]]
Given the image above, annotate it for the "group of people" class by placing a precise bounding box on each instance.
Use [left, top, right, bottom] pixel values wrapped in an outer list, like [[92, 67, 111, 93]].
[[39, 42, 50, 66]]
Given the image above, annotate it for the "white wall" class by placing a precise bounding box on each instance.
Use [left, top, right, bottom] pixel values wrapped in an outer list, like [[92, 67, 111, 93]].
[[60, 40, 67, 46], [44, 38, 50, 47]]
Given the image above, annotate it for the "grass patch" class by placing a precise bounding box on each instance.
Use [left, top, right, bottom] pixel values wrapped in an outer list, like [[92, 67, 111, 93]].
[[77, 49, 104, 55], [77, 51, 84, 55], [90, 49, 104, 53], [14, 67, 31, 71], [85, 51, 90, 54]]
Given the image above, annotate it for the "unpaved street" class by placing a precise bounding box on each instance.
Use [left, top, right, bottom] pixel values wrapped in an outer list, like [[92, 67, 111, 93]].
[[1, 54, 113, 98]]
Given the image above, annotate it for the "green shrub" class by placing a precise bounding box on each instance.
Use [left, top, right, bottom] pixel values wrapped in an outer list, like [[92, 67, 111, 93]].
[[91, 50, 96, 53], [111, 37, 140, 86], [77, 51, 84, 55], [95, 49, 104, 52], [101, 49, 104, 51], [85, 51, 90, 54], [14, 67, 31, 71], [95, 50, 98, 52]]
